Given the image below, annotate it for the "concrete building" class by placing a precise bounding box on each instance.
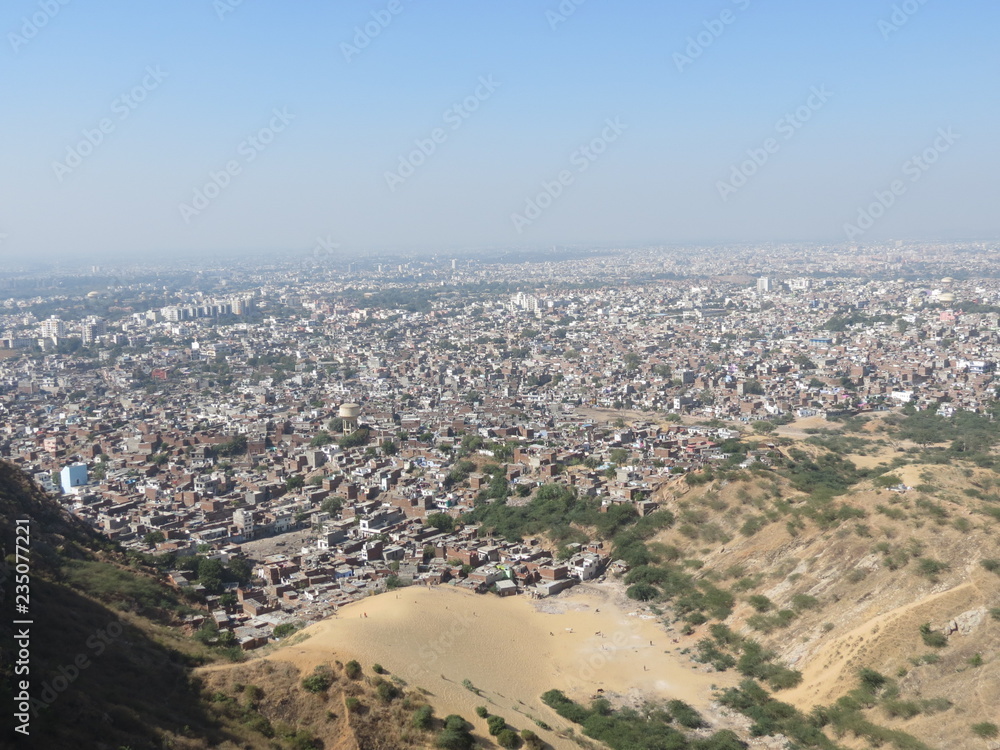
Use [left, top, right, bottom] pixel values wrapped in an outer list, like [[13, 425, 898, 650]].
[[60, 463, 88, 493]]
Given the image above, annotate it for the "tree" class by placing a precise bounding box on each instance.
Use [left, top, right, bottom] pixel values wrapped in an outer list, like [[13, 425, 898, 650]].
[[310, 431, 333, 447], [381, 439, 398, 455], [197, 557, 225, 592], [626, 583, 658, 601], [227, 557, 253, 583], [143, 531, 165, 546], [610, 448, 629, 465], [321, 496, 343, 516], [426, 513, 456, 533], [285, 474, 305, 492], [215, 435, 247, 456], [338, 427, 372, 450]]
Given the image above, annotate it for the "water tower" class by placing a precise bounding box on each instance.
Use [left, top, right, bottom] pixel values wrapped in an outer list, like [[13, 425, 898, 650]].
[[339, 402, 361, 434]]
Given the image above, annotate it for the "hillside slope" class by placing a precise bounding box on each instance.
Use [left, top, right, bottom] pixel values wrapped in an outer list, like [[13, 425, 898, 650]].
[[643, 442, 1000, 750]]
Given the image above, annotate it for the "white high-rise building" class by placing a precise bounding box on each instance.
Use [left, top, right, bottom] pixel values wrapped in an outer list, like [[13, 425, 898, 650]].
[[40, 316, 65, 339], [756, 277, 773, 293], [81, 316, 107, 344]]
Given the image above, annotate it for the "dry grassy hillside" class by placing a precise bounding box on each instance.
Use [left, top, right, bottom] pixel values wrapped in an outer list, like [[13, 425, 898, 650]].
[[198, 659, 445, 750], [643, 433, 1000, 750]]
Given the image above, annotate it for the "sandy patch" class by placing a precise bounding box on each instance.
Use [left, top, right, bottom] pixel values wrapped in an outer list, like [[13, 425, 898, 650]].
[[267, 584, 731, 748]]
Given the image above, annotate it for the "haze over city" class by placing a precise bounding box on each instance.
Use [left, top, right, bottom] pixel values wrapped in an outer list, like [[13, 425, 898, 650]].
[[6, 4, 1000, 750], [3, 0, 999, 261]]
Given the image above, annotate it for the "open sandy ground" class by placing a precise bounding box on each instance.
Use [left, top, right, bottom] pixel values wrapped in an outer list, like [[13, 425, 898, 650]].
[[266, 583, 732, 748]]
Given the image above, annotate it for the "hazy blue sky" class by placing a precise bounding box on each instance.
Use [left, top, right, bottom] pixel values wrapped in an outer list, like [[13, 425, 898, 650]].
[[2, 0, 997, 261]]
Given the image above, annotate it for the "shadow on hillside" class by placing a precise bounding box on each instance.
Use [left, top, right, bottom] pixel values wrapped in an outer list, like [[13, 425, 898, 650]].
[[2, 576, 236, 749]]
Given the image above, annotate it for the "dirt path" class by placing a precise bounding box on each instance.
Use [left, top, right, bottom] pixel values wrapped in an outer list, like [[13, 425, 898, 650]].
[[782, 582, 978, 709]]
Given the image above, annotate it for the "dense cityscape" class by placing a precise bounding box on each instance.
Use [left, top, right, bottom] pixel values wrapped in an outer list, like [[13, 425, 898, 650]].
[[4, 242, 999, 652]]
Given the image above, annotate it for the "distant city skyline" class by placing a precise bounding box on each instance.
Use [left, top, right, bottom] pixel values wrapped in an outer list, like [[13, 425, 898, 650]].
[[2, 0, 998, 260]]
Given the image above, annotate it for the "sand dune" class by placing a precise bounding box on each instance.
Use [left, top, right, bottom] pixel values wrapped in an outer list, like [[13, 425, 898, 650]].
[[269, 583, 731, 748]]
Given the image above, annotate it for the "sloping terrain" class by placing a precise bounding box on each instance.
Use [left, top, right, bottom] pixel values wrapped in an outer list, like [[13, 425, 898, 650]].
[[641, 438, 1000, 750]]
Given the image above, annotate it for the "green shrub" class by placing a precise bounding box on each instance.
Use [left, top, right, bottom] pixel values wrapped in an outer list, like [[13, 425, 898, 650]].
[[667, 699, 705, 728], [748, 595, 773, 612], [971, 722, 999, 739], [916, 558, 948, 579], [858, 668, 888, 693], [475, 705, 489, 718], [883, 700, 921, 719], [243, 712, 274, 737], [412, 704, 434, 730], [919, 623, 948, 648], [437, 716, 475, 750], [919, 697, 952, 714], [496, 728, 522, 749], [792, 594, 819, 610], [344, 659, 362, 679], [375, 679, 400, 702], [692, 729, 747, 750], [766, 667, 804, 690], [487, 714, 508, 735], [302, 668, 332, 693], [520, 728, 542, 749]]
